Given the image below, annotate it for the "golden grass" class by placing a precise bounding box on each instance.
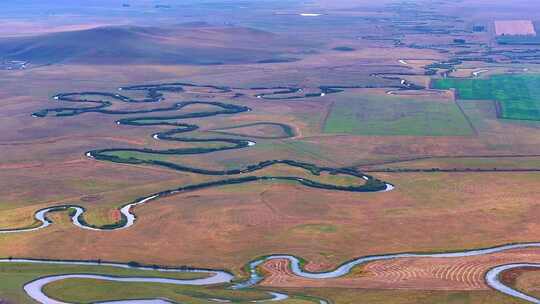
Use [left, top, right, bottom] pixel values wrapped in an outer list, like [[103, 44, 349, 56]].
[[294, 288, 528, 304], [509, 268, 540, 298], [1, 172, 540, 279]]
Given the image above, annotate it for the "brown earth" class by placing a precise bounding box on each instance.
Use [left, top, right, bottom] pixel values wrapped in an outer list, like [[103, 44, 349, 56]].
[[259, 248, 540, 290]]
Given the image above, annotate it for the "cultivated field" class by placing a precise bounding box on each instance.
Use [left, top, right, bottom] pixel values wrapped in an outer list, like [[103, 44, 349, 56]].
[[323, 92, 474, 136], [495, 20, 536, 36], [259, 248, 540, 290], [433, 74, 540, 121]]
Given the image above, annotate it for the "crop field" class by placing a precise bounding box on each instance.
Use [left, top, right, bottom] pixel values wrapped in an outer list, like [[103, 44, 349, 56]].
[[495, 20, 536, 36], [323, 92, 474, 136], [496, 35, 540, 45], [433, 74, 540, 121], [258, 248, 540, 290]]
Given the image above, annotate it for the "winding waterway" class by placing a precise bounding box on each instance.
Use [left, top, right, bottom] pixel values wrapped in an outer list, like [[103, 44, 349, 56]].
[[5, 81, 538, 303], [7, 243, 540, 303], [0, 258, 290, 304], [0, 259, 233, 304], [0, 177, 393, 233], [486, 263, 540, 303], [2, 82, 393, 233], [234, 243, 540, 290]]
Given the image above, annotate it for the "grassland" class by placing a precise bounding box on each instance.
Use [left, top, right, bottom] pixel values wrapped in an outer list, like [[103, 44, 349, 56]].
[[0, 262, 320, 304], [2, 66, 540, 304], [4, 3, 540, 302], [323, 93, 473, 136], [361, 156, 540, 171], [433, 74, 540, 121], [0, 263, 211, 303], [2, 172, 540, 278], [510, 268, 540, 299], [42, 279, 318, 304], [301, 288, 528, 304]]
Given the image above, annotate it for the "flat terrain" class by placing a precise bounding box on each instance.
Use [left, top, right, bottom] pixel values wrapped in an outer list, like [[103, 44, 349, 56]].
[[359, 156, 540, 172], [433, 74, 540, 121], [3, 0, 540, 303], [259, 248, 540, 290], [3, 54, 540, 304], [507, 268, 540, 299], [300, 288, 529, 304], [495, 20, 536, 36], [0, 262, 281, 304], [2, 171, 540, 273], [43, 280, 316, 304], [323, 92, 474, 136]]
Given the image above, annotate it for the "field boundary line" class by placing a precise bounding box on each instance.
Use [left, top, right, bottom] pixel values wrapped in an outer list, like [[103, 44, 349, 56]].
[[455, 99, 478, 136], [319, 100, 335, 133]]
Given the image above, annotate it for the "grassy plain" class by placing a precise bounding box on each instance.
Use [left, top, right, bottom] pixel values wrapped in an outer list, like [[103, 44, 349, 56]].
[[43, 280, 316, 304], [44, 279, 317, 304], [3, 62, 540, 304], [0, 263, 211, 304], [3, 61, 540, 277], [362, 156, 540, 171], [2, 172, 540, 276], [301, 288, 528, 304], [510, 269, 540, 299], [3, 2, 540, 301]]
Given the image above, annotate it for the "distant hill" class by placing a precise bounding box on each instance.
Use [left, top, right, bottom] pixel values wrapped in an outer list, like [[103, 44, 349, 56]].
[[0, 25, 311, 65]]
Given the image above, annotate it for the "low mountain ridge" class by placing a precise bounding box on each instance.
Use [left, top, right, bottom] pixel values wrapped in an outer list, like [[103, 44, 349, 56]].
[[0, 25, 311, 65]]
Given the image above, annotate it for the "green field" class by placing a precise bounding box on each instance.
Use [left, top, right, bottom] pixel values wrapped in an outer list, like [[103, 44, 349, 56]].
[[497, 35, 540, 45], [0, 262, 206, 303], [433, 74, 540, 121], [0, 262, 319, 304], [44, 279, 276, 304], [323, 94, 474, 136]]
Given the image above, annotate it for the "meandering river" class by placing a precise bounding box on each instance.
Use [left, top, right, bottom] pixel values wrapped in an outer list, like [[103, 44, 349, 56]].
[[4, 81, 537, 303]]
